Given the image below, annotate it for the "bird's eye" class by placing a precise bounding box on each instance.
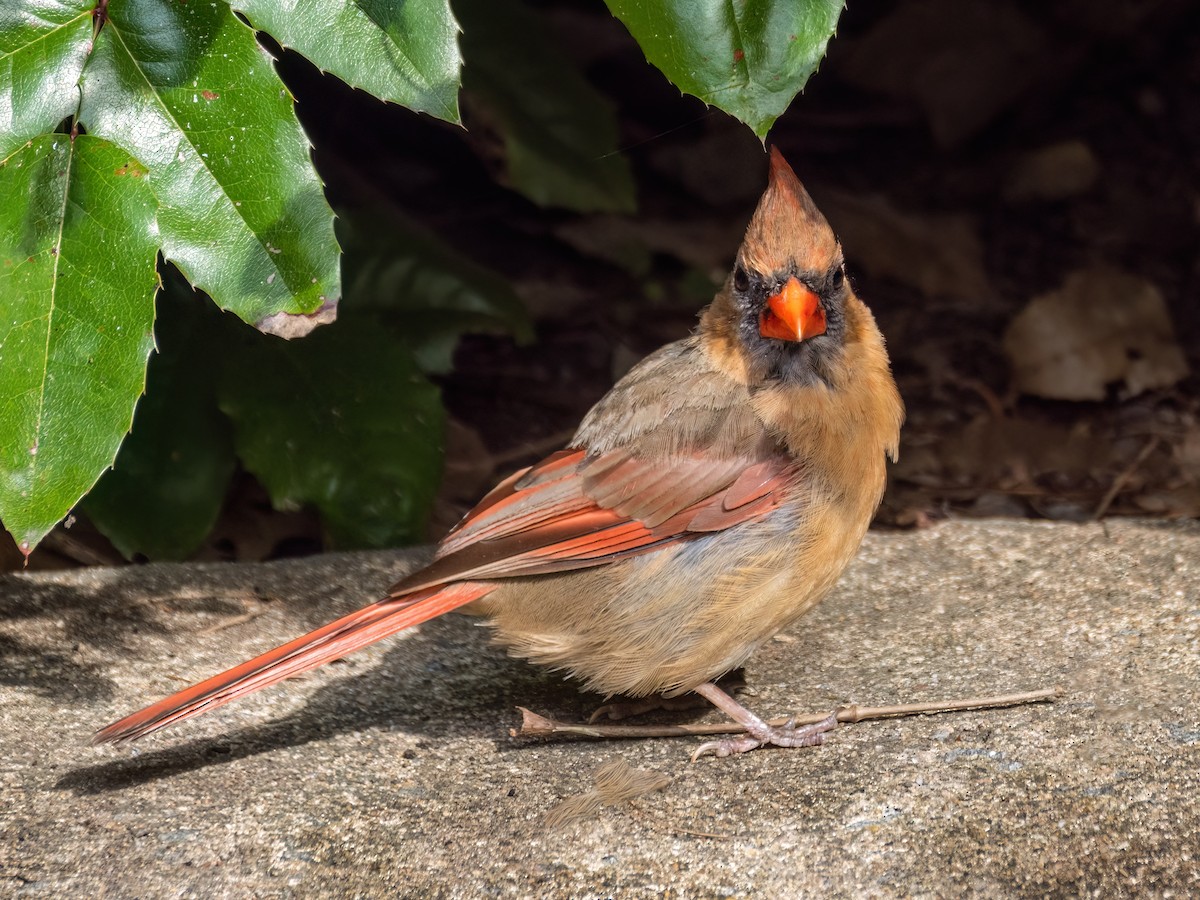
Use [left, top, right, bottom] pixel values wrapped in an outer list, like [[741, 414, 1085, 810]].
[[733, 265, 750, 293], [830, 265, 845, 291]]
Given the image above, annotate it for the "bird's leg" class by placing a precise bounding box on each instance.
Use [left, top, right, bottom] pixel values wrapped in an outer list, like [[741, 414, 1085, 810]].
[[690, 681, 837, 761], [589, 670, 747, 722], [589, 695, 705, 723]]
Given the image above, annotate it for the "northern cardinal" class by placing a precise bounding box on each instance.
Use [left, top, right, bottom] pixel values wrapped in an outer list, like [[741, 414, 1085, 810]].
[[95, 149, 903, 758]]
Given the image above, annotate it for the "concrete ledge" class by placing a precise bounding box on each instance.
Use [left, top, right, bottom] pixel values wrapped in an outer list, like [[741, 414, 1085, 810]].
[[2, 519, 1198, 896]]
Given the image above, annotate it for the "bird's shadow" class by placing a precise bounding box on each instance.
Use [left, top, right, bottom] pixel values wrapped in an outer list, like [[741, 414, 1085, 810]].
[[23, 554, 731, 797], [57, 614, 592, 796]]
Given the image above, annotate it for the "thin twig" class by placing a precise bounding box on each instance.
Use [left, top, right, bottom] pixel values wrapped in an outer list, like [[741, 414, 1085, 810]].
[[1092, 436, 1161, 520], [195, 607, 266, 636], [627, 804, 735, 840], [957, 377, 1007, 419], [513, 687, 1061, 741]]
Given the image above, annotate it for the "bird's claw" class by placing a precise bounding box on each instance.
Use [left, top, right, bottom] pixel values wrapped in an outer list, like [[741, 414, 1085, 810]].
[[691, 735, 766, 761], [690, 711, 839, 761]]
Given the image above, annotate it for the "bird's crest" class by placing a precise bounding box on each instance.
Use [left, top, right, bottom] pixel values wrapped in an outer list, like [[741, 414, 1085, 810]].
[[739, 148, 838, 276]]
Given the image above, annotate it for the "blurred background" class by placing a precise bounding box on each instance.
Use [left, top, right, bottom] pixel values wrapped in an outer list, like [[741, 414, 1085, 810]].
[[8, 0, 1198, 570]]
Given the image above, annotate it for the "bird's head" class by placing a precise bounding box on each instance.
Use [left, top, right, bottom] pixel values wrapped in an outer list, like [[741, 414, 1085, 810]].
[[702, 148, 852, 388], [701, 149, 903, 465]]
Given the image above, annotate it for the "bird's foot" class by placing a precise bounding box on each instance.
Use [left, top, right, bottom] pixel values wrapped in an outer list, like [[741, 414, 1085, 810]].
[[690, 713, 837, 761], [689, 680, 837, 761]]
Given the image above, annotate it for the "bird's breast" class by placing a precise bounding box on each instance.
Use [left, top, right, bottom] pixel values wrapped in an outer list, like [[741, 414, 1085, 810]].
[[472, 482, 874, 698]]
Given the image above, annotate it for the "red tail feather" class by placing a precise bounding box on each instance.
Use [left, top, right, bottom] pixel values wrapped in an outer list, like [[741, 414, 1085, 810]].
[[93, 581, 496, 744]]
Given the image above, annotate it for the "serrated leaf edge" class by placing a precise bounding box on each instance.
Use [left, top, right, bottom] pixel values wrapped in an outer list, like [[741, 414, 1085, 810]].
[[231, 0, 462, 124], [100, 20, 306, 301]]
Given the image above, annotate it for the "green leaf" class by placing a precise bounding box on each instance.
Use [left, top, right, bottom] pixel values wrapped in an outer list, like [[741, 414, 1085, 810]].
[[233, 0, 462, 124], [341, 217, 531, 374], [0, 134, 158, 554], [457, 0, 635, 213], [78, 0, 341, 332], [83, 277, 237, 560], [604, 0, 845, 138], [0, 0, 93, 158], [220, 320, 445, 549]]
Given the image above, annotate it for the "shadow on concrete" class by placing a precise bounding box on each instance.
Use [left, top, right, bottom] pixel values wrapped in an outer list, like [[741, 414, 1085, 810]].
[[56, 612, 593, 795]]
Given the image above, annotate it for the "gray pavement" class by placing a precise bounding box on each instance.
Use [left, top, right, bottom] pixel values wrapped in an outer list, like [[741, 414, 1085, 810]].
[[2, 519, 1198, 897]]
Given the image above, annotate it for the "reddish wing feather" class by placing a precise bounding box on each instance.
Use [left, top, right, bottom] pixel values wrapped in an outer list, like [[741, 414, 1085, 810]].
[[722, 460, 785, 510], [390, 447, 798, 596]]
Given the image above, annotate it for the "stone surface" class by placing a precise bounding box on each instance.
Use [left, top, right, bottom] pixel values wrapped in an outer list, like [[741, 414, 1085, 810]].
[[2, 519, 1198, 897]]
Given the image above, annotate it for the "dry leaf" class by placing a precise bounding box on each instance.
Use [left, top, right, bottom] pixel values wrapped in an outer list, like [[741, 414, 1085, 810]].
[[1170, 418, 1200, 480], [553, 216, 654, 277], [1004, 140, 1101, 203], [821, 191, 991, 302], [963, 491, 1028, 518], [949, 415, 1097, 486], [430, 418, 496, 535], [836, 0, 1049, 146], [1051, 0, 1178, 37], [1134, 487, 1200, 518], [626, 218, 743, 277], [646, 127, 766, 207], [555, 216, 741, 281], [1004, 268, 1188, 401]]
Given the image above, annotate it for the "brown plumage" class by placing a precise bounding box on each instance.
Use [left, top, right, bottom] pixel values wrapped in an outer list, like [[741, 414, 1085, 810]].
[[95, 149, 903, 758]]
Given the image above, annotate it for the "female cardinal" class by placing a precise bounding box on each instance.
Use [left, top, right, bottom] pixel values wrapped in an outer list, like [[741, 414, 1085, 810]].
[[96, 149, 903, 758]]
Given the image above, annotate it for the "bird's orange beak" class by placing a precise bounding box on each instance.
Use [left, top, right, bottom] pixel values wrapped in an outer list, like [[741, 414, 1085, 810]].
[[759, 277, 826, 342]]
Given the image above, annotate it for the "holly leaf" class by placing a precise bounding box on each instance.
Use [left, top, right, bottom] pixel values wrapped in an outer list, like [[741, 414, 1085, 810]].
[[220, 320, 445, 549], [2, 0, 482, 557], [0, 134, 158, 555], [233, 0, 462, 123], [78, 0, 341, 333], [604, 0, 844, 138]]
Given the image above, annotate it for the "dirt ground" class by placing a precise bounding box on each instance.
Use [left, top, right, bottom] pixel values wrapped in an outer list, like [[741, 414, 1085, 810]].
[[14, 0, 1200, 569]]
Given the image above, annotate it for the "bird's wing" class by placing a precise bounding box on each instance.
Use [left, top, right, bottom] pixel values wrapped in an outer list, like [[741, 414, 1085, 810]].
[[390, 339, 797, 596]]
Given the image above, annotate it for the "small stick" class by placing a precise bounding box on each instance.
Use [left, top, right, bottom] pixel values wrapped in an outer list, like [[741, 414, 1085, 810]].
[[957, 377, 1007, 420], [513, 687, 1061, 741], [1092, 436, 1160, 520], [196, 607, 265, 636]]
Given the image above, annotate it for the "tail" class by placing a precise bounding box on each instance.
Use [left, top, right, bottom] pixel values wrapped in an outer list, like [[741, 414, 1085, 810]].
[[93, 581, 496, 744]]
